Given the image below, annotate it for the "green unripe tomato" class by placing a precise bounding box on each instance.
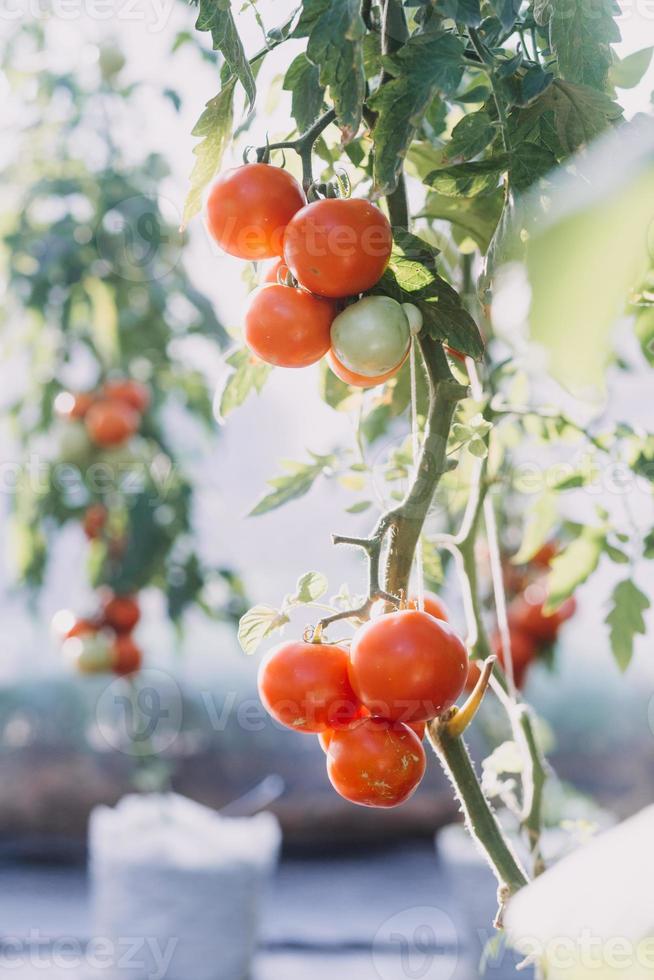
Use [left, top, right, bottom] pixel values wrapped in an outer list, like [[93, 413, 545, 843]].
[[402, 303, 423, 335], [56, 421, 93, 466], [65, 633, 113, 674], [330, 296, 411, 377]]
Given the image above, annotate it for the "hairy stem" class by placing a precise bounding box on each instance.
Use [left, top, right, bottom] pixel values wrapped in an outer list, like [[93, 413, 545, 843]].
[[383, 337, 468, 596], [429, 723, 529, 898]]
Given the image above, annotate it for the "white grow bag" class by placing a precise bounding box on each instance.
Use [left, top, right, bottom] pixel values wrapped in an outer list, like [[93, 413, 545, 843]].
[[88, 793, 281, 980]]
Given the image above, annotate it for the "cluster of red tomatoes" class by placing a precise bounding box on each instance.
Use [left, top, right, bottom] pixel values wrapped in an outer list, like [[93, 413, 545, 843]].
[[206, 162, 420, 387], [467, 542, 577, 691], [56, 377, 150, 447], [258, 595, 468, 808], [55, 592, 143, 677]]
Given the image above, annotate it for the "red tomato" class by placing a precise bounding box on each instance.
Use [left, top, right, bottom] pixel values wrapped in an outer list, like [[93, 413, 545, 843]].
[[102, 379, 151, 414], [465, 628, 537, 691], [326, 717, 426, 808], [65, 617, 99, 640], [326, 349, 406, 388], [85, 399, 140, 447], [408, 593, 449, 622], [283, 198, 392, 298], [349, 609, 469, 724], [258, 640, 360, 733], [112, 635, 143, 676], [103, 594, 141, 633], [83, 504, 107, 540], [530, 541, 559, 569], [56, 391, 95, 420], [508, 590, 577, 644], [244, 284, 335, 368], [205, 164, 305, 259], [261, 258, 291, 285]]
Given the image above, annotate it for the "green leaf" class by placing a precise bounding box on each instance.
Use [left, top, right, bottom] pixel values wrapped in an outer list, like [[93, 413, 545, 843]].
[[545, 527, 605, 611], [443, 110, 496, 162], [609, 46, 653, 89], [426, 157, 508, 197], [283, 53, 325, 133], [510, 141, 558, 192], [605, 580, 650, 671], [320, 360, 356, 409], [219, 347, 272, 418], [183, 78, 236, 228], [370, 31, 466, 193], [250, 455, 334, 515], [537, 0, 621, 91], [511, 81, 622, 161], [238, 604, 289, 655], [512, 493, 558, 565], [84, 277, 119, 365], [193, 0, 256, 108], [643, 529, 654, 559], [293, 571, 329, 603], [603, 543, 629, 564], [421, 537, 444, 588], [305, 0, 366, 141], [433, 0, 481, 23], [346, 500, 372, 514], [422, 189, 504, 253], [375, 230, 483, 357]]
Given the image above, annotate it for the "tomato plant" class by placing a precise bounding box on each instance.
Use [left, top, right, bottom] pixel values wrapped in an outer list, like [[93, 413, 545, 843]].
[[2, 33, 249, 699], [184, 0, 654, 937]]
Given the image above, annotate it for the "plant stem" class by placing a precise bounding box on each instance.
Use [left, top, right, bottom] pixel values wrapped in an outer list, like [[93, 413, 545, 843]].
[[383, 338, 469, 596], [429, 723, 529, 899], [468, 28, 512, 154], [258, 109, 337, 189]]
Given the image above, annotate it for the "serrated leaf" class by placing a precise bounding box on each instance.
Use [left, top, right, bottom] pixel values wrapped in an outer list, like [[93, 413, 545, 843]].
[[194, 0, 256, 108], [293, 571, 328, 603], [426, 156, 508, 197], [250, 455, 333, 515], [219, 347, 272, 418], [511, 80, 622, 159], [512, 493, 558, 565], [183, 78, 236, 228], [605, 580, 649, 671], [609, 46, 653, 89], [283, 53, 325, 132], [545, 528, 605, 611], [443, 110, 496, 162], [374, 230, 484, 357], [370, 31, 466, 194], [510, 141, 558, 192], [539, 0, 621, 91], [238, 604, 289, 655], [305, 0, 365, 140]]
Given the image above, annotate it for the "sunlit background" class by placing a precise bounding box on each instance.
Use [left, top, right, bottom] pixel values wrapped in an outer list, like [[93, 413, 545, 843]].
[[0, 2, 653, 978]]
